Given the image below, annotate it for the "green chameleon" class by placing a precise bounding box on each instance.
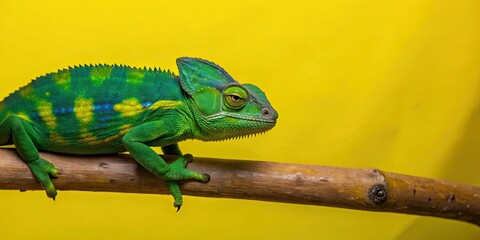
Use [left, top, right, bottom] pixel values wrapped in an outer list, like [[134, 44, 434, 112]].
[[0, 57, 277, 210]]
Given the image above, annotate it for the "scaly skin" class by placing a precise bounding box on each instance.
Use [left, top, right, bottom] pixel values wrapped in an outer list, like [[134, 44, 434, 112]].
[[0, 57, 278, 209]]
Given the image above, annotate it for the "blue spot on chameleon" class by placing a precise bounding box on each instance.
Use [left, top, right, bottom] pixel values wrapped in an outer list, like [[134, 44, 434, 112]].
[[49, 107, 73, 116], [93, 103, 115, 112], [142, 102, 152, 108], [103, 103, 113, 110]]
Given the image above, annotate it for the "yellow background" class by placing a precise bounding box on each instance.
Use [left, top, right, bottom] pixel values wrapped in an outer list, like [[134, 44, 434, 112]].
[[1, 0, 479, 239]]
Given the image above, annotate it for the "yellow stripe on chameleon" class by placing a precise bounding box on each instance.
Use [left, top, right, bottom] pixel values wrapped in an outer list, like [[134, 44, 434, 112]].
[[148, 100, 182, 110], [100, 124, 133, 144], [81, 124, 133, 146], [16, 112, 32, 122], [79, 129, 98, 145], [74, 97, 95, 123], [126, 68, 145, 84], [53, 70, 71, 90], [113, 98, 143, 117], [50, 132, 69, 145], [91, 66, 113, 84], [37, 100, 57, 128]]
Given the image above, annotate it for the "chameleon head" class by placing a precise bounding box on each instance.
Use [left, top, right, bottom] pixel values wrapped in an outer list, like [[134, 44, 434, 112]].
[[177, 57, 278, 141]]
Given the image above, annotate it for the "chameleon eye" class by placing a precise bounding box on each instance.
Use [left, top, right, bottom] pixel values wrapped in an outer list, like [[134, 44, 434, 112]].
[[223, 86, 248, 110]]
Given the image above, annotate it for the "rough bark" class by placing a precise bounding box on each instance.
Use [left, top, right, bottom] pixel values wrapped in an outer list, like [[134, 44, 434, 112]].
[[0, 148, 478, 225]]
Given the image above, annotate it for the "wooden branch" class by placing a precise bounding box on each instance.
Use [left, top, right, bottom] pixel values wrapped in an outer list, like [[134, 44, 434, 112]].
[[0, 148, 479, 225]]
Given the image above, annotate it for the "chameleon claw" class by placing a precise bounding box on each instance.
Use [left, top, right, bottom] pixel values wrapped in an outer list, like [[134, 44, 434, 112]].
[[52, 196, 56, 201], [173, 199, 182, 212], [168, 182, 183, 211]]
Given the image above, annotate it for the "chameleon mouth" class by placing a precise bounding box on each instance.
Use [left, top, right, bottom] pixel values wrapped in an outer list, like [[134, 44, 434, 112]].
[[207, 112, 277, 124], [196, 110, 277, 142]]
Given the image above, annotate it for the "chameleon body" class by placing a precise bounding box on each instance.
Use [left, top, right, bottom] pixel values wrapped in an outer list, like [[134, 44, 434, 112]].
[[0, 57, 277, 209]]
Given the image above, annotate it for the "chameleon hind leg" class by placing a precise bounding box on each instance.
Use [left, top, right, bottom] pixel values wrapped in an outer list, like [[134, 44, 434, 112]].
[[0, 115, 58, 199]]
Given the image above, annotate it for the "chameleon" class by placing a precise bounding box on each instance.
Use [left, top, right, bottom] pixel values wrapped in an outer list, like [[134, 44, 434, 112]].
[[0, 57, 277, 210]]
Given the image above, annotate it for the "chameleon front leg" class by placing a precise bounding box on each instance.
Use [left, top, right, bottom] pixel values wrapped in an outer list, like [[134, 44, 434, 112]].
[[0, 115, 58, 199], [122, 121, 209, 210]]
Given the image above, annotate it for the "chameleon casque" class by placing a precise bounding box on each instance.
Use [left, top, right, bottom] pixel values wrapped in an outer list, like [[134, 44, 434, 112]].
[[0, 57, 278, 209]]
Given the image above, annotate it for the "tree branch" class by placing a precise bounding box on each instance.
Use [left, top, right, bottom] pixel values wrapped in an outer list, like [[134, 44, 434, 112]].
[[0, 148, 479, 225]]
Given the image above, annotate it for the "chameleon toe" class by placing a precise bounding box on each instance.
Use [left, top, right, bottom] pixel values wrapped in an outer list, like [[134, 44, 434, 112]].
[[201, 174, 210, 182], [48, 167, 59, 178]]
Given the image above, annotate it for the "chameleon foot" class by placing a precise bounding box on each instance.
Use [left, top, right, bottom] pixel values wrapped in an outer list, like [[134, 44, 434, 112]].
[[26, 157, 58, 199], [163, 154, 210, 210], [164, 154, 210, 182]]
